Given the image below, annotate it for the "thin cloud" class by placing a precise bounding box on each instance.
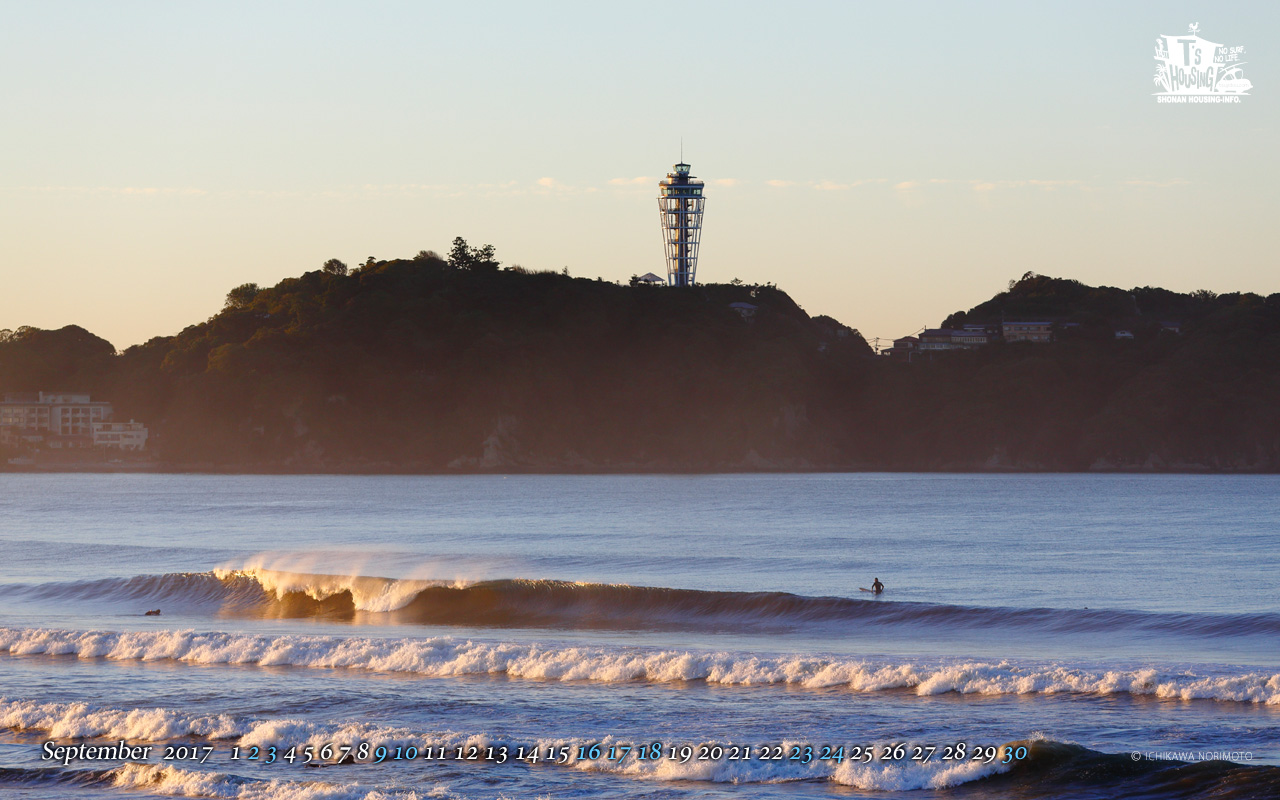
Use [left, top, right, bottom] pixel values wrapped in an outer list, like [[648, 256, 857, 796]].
[[16, 181, 602, 200], [356, 183, 453, 196], [969, 180, 1027, 192], [531, 177, 589, 195], [711, 178, 739, 187], [966, 179, 1087, 192], [766, 179, 796, 187], [1121, 179, 1191, 188], [608, 176, 653, 186], [1028, 179, 1084, 190], [20, 185, 208, 196], [872, 178, 1095, 193], [821, 178, 887, 189]]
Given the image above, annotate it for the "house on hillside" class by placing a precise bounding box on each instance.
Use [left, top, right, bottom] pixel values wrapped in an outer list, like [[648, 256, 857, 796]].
[[1002, 321, 1053, 343], [952, 326, 991, 347], [919, 329, 965, 351], [883, 336, 919, 360]]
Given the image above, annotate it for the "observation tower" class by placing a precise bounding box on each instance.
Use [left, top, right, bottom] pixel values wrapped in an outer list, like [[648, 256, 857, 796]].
[[658, 162, 705, 286]]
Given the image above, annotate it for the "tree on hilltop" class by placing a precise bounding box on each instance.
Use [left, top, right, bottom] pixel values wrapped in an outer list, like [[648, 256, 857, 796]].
[[224, 283, 261, 309], [448, 236, 500, 272]]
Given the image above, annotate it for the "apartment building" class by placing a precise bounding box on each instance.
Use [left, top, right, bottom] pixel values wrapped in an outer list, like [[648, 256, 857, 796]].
[[0, 392, 112, 435], [1, 392, 148, 452]]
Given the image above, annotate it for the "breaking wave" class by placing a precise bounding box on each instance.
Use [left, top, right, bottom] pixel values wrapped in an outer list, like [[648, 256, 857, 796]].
[[0, 696, 1057, 791], [3, 567, 1278, 639], [3, 627, 1278, 704], [0, 695, 1015, 789]]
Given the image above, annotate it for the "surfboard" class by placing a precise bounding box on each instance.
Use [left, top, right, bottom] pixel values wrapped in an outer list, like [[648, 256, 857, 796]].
[[859, 588, 883, 594]]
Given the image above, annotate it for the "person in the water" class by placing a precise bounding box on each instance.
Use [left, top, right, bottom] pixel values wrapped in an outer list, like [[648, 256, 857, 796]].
[[871, 578, 884, 594]]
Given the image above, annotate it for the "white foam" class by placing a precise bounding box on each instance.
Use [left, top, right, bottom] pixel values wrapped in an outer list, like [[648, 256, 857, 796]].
[[830, 754, 1011, 790], [0, 698, 245, 741], [102, 747, 1010, 792], [1, 696, 484, 760], [530, 734, 1013, 788], [3, 626, 1278, 704], [2, 693, 1018, 791], [109, 763, 430, 799]]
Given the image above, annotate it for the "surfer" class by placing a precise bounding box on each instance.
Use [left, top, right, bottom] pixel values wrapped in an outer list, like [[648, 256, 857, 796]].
[[144, 609, 161, 616], [871, 578, 884, 595]]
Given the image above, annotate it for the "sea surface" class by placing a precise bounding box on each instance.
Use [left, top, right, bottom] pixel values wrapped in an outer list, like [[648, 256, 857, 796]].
[[0, 473, 1277, 800]]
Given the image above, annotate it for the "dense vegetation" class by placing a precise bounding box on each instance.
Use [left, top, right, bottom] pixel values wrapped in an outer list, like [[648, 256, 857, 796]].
[[942, 271, 1243, 338], [1, 247, 870, 469], [875, 273, 1280, 469], [2, 262, 1278, 471]]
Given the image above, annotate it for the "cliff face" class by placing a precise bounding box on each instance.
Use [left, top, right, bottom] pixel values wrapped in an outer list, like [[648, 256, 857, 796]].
[[3, 267, 1279, 473]]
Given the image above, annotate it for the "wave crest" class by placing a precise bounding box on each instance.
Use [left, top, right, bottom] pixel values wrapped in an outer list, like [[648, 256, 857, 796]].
[[6, 567, 1279, 639], [3, 627, 1278, 704], [212, 567, 455, 614]]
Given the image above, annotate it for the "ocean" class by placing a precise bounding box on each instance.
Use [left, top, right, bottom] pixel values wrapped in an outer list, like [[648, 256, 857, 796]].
[[1, 473, 1277, 800]]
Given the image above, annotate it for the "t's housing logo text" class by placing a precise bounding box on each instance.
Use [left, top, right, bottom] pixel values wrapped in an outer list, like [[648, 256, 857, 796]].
[[1153, 23, 1251, 104]]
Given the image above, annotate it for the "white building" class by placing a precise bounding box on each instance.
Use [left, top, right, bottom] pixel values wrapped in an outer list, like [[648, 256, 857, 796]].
[[0, 392, 112, 436], [92, 421, 149, 451]]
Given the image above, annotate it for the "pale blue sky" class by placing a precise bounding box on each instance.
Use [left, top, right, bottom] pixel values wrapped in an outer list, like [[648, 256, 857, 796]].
[[2, 1, 1276, 348]]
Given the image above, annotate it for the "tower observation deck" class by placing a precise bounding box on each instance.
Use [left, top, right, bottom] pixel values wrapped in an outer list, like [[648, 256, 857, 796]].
[[658, 162, 705, 286]]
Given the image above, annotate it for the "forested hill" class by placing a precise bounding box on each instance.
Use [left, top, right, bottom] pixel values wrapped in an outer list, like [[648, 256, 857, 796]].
[[2, 262, 1279, 472], [0, 252, 872, 470], [874, 273, 1280, 470], [942, 271, 1257, 335]]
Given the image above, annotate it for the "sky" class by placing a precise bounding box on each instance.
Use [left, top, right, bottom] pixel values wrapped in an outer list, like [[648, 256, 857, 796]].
[[1, 0, 1276, 349]]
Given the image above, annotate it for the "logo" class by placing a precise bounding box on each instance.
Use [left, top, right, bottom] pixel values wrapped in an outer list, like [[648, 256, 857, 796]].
[[1153, 23, 1250, 103]]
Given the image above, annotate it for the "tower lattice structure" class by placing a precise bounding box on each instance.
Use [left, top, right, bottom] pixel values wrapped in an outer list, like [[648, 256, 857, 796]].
[[658, 162, 705, 286]]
